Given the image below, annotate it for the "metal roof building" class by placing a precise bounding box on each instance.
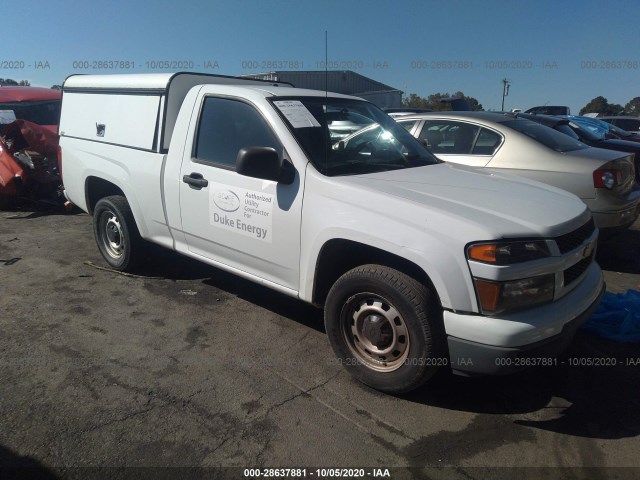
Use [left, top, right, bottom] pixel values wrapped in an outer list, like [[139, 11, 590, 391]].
[[241, 70, 403, 108]]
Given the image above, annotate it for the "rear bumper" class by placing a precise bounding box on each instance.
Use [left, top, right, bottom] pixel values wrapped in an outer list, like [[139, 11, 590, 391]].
[[591, 187, 640, 229], [592, 202, 640, 229]]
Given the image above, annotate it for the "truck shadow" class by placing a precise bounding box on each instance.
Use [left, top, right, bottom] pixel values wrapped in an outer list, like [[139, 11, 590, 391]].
[[202, 274, 326, 334], [136, 245, 226, 281], [1, 197, 83, 218], [596, 227, 640, 274], [136, 246, 326, 333], [0, 444, 60, 479], [401, 331, 640, 440]]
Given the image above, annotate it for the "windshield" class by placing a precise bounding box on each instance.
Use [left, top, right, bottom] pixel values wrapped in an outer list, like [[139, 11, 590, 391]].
[[271, 97, 439, 176], [567, 121, 602, 142], [555, 123, 581, 140], [502, 119, 588, 152], [0, 100, 61, 126], [567, 116, 609, 140]]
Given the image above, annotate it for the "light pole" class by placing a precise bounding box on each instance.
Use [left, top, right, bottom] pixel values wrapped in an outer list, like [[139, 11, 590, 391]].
[[501, 78, 510, 111]]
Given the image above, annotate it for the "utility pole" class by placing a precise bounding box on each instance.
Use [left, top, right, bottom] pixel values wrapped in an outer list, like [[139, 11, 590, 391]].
[[501, 78, 511, 111]]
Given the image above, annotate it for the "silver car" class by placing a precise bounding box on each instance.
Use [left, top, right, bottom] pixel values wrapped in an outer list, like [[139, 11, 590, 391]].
[[395, 112, 640, 230]]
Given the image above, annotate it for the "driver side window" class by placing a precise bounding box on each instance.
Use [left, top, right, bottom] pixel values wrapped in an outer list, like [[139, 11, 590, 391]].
[[195, 97, 281, 169]]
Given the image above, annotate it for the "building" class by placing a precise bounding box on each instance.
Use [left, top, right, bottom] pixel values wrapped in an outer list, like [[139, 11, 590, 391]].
[[241, 70, 403, 109]]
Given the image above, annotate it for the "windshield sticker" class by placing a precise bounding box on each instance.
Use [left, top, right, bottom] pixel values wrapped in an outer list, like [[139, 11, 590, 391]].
[[274, 100, 321, 128], [0, 110, 17, 124], [209, 184, 274, 242]]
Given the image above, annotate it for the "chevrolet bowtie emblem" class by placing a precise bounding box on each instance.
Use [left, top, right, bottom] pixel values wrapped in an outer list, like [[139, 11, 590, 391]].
[[583, 241, 594, 258]]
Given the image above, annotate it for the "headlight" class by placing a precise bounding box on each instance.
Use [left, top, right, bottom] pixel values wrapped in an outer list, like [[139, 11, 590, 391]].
[[473, 274, 555, 315], [467, 240, 550, 265]]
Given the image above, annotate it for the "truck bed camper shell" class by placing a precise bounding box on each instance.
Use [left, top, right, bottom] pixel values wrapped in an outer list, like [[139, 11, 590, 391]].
[[61, 72, 293, 153]]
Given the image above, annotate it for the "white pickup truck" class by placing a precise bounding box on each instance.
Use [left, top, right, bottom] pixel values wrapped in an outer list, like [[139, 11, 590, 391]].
[[60, 73, 605, 393]]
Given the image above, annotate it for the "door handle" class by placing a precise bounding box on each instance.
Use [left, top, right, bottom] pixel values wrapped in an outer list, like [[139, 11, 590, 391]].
[[182, 172, 209, 190]]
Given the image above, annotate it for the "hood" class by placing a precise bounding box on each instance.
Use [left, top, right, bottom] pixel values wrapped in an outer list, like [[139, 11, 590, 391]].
[[340, 162, 589, 239]]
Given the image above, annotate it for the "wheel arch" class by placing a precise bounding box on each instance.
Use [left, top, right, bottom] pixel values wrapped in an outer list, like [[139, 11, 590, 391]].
[[85, 176, 125, 215], [311, 238, 442, 309]]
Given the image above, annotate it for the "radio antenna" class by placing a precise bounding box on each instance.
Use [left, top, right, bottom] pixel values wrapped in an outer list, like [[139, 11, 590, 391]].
[[324, 30, 329, 174], [325, 30, 328, 98]]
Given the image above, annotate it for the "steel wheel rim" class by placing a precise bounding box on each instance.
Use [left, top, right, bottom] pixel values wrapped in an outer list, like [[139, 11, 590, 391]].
[[99, 211, 124, 260], [341, 293, 410, 372]]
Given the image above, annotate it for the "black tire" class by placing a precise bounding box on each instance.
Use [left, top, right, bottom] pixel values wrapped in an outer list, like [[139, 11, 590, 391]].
[[93, 195, 143, 272], [325, 265, 445, 393]]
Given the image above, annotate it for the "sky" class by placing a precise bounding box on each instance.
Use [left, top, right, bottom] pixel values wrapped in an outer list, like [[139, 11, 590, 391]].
[[6, 0, 639, 113]]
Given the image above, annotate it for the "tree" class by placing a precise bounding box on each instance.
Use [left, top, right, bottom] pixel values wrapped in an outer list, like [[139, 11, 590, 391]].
[[624, 97, 640, 116], [580, 96, 624, 115], [402, 93, 431, 109], [51, 85, 63, 90], [0, 79, 32, 86], [403, 91, 483, 111], [426, 92, 455, 111], [608, 103, 624, 115]]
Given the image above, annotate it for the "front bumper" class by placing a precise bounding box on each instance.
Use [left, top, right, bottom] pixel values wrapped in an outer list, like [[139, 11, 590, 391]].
[[444, 262, 605, 375]]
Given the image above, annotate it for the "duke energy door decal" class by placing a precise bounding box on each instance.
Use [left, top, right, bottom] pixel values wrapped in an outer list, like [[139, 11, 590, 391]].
[[209, 183, 273, 242]]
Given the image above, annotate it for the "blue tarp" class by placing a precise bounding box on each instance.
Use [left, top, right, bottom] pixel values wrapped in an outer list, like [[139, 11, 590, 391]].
[[581, 290, 640, 343]]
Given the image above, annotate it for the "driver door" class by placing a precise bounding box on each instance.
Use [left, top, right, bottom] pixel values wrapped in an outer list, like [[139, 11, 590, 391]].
[[178, 95, 303, 292]]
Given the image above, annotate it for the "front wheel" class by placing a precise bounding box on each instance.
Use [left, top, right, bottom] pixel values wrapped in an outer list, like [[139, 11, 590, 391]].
[[325, 265, 445, 393], [93, 195, 143, 271]]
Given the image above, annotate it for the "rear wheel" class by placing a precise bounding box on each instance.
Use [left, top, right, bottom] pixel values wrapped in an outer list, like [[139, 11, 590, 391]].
[[325, 265, 445, 393], [93, 195, 143, 271]]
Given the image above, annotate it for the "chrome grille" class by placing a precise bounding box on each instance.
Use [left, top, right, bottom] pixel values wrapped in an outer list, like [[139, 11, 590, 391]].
[[563, 255, 592, 287], [554, 219, 596, 254]]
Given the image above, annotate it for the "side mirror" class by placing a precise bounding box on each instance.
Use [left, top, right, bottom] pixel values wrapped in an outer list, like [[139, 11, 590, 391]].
[[236, 147, 294, 184]]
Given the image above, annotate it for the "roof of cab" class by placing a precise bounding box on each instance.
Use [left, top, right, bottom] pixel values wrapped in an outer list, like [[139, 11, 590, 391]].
[[63, 72, 294, 91], [63, 72, 362, 100], [200, 85, 361, 100]]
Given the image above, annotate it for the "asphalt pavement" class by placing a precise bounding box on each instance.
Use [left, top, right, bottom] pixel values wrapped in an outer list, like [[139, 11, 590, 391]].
[[1, 206, 639, 479]]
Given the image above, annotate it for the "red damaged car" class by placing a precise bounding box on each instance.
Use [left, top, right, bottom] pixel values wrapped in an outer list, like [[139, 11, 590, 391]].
[[0, 86, 63, 205]]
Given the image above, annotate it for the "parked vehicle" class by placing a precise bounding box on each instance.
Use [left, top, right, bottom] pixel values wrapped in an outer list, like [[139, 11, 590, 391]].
[[396, 112, 640, 230], [519, 113, 640, 183], [598, 116, 640, 134], [325, 110, 374, 141], [0, 86, 63, 203], [383, 107, 433, 115], [602, 122, 640, 143], [441, 97, 473, 111], [524, 105, 570, 116], [60, 73, 605, 393], [566, 115, 640, 144], [0, 86, 61, 133], [384, 98, 472, 117]]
